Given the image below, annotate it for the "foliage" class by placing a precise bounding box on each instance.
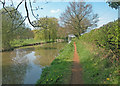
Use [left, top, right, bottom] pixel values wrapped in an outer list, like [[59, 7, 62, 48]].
[[107, 1, 120, 9], [75, 39, 119, 84], [10, 39, 45, 48], [57, 27, 68, 39], [34, 17, 59, 41], [74, 20, 119, 84], [20, 27, 34, 39], [80, 20, 120, 57], [0, 7, 34, 50], [1, 7, 22, 50], [60, 2, 98, 37], [33, 29, 45, 40], [36, 42, 74, 84]]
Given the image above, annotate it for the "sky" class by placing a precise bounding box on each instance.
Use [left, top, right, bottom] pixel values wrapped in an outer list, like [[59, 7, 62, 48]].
[[0, 0, 118, 30]]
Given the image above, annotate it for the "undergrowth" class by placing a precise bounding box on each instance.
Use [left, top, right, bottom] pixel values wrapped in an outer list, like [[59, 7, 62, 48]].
[[76, 39, 119, 84]]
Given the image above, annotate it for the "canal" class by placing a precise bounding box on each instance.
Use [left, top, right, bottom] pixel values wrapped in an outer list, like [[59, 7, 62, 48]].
[[2, 42, 66, 84]]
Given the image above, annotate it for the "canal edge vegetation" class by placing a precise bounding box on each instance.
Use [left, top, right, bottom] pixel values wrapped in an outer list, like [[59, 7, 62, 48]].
[[36, 19, 119, 84], [2, 39, 58, 52], [1, 7, 67, 52], [75, 39, 119, 84], [1, 1, 99, 52], [74, 20, 119, 84], [1, 1, 119, 84], [36, 42, 74, 84]]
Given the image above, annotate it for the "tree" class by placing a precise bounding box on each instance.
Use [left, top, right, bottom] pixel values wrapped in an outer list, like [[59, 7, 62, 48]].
[[1, 7, 26, 50], [19, 27, 34, 39], [107, 1, 120, 54], [33, 29, 45, 40], [107, 0, 120, 9], [0, 0, 48, 27], [1, 7, 33, 50], [57, 26, 76, 39], [60, 2, 98, 37], [34, 17, 59, 41]]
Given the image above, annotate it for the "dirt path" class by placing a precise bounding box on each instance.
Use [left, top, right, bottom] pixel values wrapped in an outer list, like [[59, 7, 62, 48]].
[[71, 42, 83, 84]]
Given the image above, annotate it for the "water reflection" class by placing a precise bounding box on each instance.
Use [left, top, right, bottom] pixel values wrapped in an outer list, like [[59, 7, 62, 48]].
[[2, 50, 29, 84], [2, 42, 66, 84], [34, 43, 64, 66]]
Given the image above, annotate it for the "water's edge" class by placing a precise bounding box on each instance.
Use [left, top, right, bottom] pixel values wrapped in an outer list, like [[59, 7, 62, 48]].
[[2, 42, 67, 84]]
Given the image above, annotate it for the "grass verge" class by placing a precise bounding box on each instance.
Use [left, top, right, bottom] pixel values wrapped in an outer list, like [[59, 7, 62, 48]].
[[75, 39, 119, 84], [10, 39, 45, 47], [36, 41, 74, 84]]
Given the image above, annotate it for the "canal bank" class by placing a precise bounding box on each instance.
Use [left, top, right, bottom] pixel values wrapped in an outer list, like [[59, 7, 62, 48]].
[[2, 42, 66, 84], [1, 41, 56, 52], [36, 37, 119, 84], [2, 39, 66, 52], [36, 41, 74, 84]]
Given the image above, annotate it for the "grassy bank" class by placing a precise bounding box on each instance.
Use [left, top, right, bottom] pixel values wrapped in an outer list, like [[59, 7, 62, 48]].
[[2, 39, 56, 52], [10, 39, 66, 48], [36, 42, 74, 84], [75, 38, 119, 84], [74, 20, 119, 84], [36, 20, 119, 84], [10, 39, 46, 48]]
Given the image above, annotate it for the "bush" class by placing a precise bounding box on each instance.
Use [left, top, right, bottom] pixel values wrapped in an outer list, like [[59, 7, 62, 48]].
[[80, 20, 119, 58]]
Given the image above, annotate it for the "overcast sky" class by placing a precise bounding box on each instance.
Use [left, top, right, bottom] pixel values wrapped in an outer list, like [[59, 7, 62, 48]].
[[0, 0, 118, 30]]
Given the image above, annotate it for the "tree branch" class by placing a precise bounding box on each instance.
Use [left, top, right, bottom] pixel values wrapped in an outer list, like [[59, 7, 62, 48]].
[[1, 0, 24, 15], [0, 0, 13, 18], [29, 0, 38, 20], [25, 0, 42, 27], [8, 16, 27, 33], [16, 0, 24, 10]]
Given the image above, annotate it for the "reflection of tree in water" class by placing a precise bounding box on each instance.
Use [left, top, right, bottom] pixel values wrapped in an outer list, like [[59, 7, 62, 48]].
[[2, 48, 32, 84], [2, 63, 28, 84], [2, 43, 66, 84], [34, 43, 66, 66], [18, 46, 35, 53]]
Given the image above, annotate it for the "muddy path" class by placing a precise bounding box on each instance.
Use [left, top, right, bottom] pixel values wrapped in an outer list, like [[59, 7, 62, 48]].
[[71, 42, 84, 84]]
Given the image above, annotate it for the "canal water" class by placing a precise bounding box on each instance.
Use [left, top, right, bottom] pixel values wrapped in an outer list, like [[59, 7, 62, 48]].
[[2, 42, 66, 84]]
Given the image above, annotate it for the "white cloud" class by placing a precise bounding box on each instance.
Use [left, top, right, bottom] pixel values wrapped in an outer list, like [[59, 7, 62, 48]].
[[50, 9, 60, 13]]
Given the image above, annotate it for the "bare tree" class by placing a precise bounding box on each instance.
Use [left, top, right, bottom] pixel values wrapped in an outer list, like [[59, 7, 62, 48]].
[[60, 2, 99, 37]]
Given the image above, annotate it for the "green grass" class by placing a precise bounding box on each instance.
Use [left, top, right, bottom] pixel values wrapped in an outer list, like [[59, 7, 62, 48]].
[[75, 39, 119, 84], [36, 41, 74, 84], [10, 39, 46, 48]]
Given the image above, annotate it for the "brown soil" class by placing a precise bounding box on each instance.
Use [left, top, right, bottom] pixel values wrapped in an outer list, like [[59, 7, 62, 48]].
[[71, 42, 84, 84]]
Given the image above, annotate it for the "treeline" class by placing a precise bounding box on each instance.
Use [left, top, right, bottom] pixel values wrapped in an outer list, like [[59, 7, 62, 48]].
[[0, 7, 68, 51], [33, 17, 58, 42], [80, 20, 120, 58], [33, 17, 70, 41], [0, 7, 34, 51]]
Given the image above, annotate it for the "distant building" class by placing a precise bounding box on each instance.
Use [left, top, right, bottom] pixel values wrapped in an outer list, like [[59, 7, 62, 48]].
[[68, 34, 76, 43]]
